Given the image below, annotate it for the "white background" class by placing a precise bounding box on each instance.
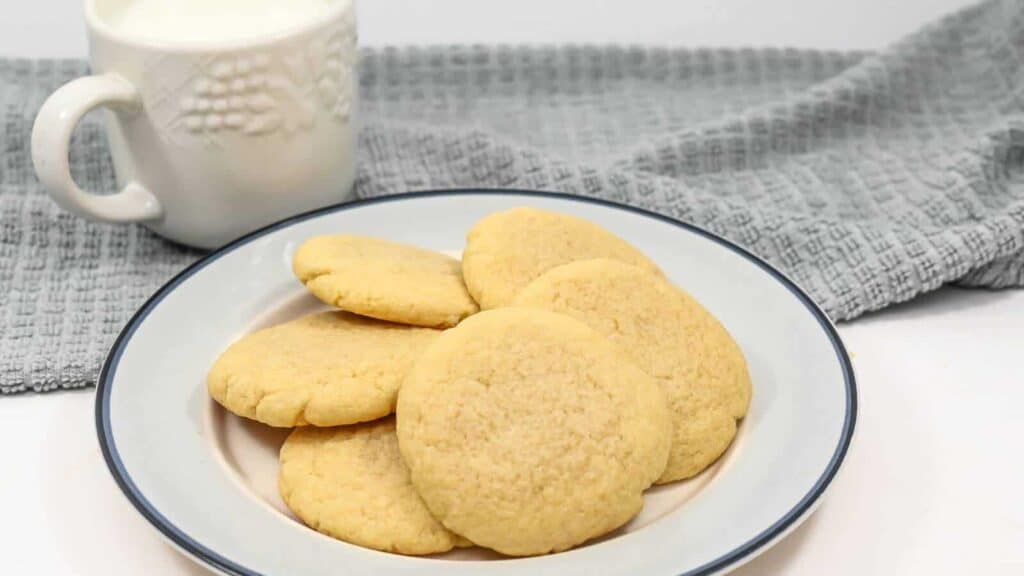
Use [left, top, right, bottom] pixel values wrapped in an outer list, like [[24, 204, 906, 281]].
[[3, 0, 1024, 575], [0, 0, 977, 58]]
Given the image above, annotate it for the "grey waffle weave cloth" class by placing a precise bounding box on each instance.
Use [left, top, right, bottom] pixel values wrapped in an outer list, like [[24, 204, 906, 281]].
[[3, 0, 1024, 393]]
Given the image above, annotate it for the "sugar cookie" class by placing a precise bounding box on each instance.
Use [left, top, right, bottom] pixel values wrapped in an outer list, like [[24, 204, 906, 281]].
[[397, 308, 670, 556], [208, 311, 439, 427], [514, 259, 751, 482], [461, 207, 660, 309], [279, 418, 469, 555], [293, 235, 478, 328]]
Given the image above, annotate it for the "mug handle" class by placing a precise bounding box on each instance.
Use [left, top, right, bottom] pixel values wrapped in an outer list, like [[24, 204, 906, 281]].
[[31, 73, 162, 223]]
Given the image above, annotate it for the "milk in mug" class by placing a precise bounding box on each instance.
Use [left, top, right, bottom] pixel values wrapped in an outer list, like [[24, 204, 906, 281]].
[[106, 0, 333, 43]]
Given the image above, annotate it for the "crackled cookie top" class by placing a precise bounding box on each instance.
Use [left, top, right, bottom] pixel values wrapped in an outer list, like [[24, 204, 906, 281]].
[[208, 311, 439, 427], [396, 307, 671, 556], [293, 235, 478, 328], [514, 259, 752, 482], [461, 207, 661, 309], [279, 418, 468, 555]]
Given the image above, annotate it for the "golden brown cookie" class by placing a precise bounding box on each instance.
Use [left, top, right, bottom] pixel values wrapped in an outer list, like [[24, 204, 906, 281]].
[[461, 207, 660, 309], [397, 308, 671, 556], [514, 259, 752, 482], [208, 311, 439, 427], [279, 418, 469, 555], [293, 235, 478, 328]]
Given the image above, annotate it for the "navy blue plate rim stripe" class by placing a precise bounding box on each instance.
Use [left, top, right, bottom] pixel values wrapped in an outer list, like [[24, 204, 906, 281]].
[[96, 188, 857, 576]]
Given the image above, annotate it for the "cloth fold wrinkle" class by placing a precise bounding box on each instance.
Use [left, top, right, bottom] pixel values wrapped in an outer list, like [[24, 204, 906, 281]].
[[1, 0, 1023, 393]]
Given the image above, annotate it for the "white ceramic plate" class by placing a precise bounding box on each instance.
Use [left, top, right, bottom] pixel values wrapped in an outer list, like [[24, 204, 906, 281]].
[[97, 190, 856, 576]]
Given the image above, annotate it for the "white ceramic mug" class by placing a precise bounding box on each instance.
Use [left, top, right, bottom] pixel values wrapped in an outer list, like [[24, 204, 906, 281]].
[[32, 0, 358, 248]]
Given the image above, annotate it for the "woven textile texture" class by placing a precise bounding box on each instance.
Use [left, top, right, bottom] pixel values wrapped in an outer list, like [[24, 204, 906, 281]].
[[2, 0, 1024, 393]]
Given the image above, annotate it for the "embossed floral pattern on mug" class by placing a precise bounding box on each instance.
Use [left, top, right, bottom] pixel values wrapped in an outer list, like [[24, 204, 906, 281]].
[[175, 11, 356, 137]]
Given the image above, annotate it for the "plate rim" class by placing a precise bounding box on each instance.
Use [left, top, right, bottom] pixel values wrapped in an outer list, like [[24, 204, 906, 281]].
[[95, 188, 857, 576]]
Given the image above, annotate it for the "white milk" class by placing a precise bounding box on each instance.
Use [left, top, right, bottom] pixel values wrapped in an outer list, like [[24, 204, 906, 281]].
[[105, 0, 333, 44]]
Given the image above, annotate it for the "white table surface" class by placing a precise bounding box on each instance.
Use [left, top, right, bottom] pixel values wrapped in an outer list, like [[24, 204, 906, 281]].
[[3, 1, 1023, 575]]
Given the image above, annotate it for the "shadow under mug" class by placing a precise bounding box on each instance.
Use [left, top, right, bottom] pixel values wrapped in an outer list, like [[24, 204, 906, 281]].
[[32, 0, 359, 249]]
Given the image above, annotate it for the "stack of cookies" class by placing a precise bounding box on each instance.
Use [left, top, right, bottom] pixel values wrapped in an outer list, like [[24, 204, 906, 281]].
[[207, 207, 752, 557]]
